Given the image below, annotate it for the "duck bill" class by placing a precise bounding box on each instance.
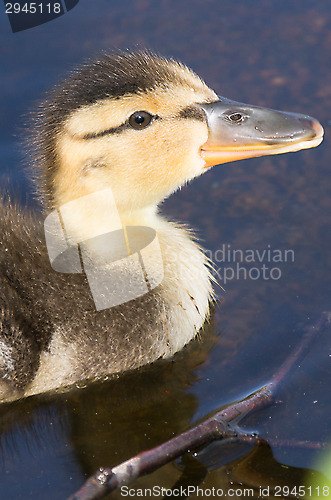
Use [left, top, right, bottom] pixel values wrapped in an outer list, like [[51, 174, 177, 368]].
[[199, 99, 324, 168]]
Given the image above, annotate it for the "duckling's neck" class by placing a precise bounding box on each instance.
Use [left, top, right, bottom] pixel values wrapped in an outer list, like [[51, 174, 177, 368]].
[[55, 194, 213, 353], [119, 205, 159, 227], [131, 205, 213, 353]]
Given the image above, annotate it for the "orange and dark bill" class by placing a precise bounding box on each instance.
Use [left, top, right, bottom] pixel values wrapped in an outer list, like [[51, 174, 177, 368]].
[[198, 98, 324, 168]]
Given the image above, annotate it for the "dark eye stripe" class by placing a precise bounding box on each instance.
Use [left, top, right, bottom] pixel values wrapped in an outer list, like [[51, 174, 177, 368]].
[[80, 115, 160, 140], [72, 105, 205, 141], [178, 105, 206, 122], [82, 123, 128, 140]]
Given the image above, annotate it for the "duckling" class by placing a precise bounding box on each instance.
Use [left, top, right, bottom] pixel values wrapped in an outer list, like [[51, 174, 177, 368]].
[[0, 51, 323, 402]]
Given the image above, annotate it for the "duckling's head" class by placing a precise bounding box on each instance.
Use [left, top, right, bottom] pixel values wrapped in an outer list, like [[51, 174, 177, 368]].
[[33, 51, 216, 215], [32, 50, 323, 218]]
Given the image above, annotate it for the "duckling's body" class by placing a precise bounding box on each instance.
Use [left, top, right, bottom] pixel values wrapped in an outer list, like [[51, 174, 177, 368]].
[[0, 202, 211, 400], [0, 51, 323, 402]]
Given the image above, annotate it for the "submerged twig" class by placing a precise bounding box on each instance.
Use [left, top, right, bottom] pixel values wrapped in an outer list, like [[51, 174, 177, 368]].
[[68, 312, 330, 500]]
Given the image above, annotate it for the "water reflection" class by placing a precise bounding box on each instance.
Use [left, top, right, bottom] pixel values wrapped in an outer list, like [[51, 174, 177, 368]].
[[0, 321, 217, 499], [0, 313, 330, 499]]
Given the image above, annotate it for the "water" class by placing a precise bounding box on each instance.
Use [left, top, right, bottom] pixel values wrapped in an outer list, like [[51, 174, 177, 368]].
[[0, 0, 331, 498]]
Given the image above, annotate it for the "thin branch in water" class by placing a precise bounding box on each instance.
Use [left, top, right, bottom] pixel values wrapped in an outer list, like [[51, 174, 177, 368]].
[[67, 312, 331, 500], [269, 311, 331, 388]]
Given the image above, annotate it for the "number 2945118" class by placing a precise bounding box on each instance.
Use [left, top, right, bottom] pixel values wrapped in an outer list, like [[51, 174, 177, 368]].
[[5, 3, 62, 14]]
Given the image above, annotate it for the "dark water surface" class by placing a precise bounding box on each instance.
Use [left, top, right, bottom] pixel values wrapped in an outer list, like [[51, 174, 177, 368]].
[[0, 0, 331, 498]]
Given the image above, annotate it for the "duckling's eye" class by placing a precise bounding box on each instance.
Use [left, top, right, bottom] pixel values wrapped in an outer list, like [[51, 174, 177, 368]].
[[129, 111, 153, 129], [225, 112, 246, 124]]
